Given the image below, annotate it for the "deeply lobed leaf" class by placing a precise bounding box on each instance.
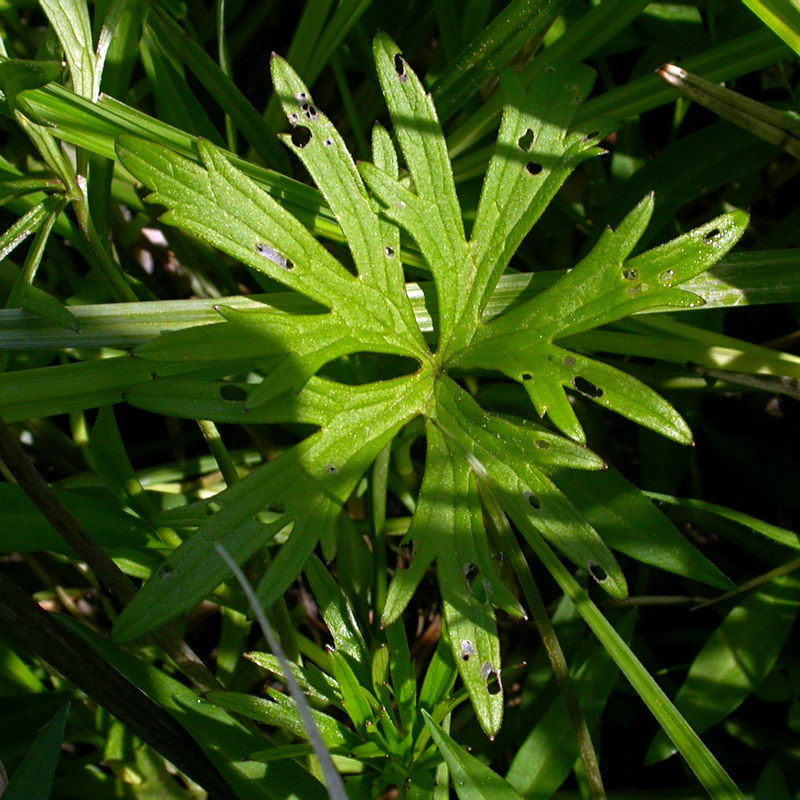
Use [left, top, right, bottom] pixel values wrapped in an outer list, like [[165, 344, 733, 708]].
[[111, 33, 746, 743]]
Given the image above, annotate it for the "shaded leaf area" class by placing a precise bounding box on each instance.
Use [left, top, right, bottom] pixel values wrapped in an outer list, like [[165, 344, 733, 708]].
[[2, 702, 69, 800], [506, 612, 636, 797], [58, 615, 322, 799], [647, 574, 800, 763], [0, 483, 156, 556]]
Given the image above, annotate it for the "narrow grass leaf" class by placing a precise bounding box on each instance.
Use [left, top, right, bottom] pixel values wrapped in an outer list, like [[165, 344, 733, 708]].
[[3, 250, 800, 352], [144, 4, 288, 170], [89, 405, 156, 520], [647, 574, 800, 763], [327, 648, 378, 731], [574, 28, 792, 130], [214, 544, 349, 800], [139, 26, 225, 144], [645, 492, 800, 553], [740, 0, 800, 56], [384, 620, 417, 732], [506, 614, 635, 797], [305, 554, 369, 675], [3, 703, 69, 800], [49, 615, 276, 799], [419, 637, 459, 716], [246, 651, 341, 706], [0, 197, 60, 263], [508, 521, 746, 800], [422, 710, 526, 800], [430, 0, 569, 122]]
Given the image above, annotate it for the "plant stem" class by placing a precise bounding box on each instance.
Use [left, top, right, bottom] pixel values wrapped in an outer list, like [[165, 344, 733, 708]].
[[484, 493, 606, 800], [372, 441, 392, 621], [197, 418, 240, 486], [0, 413, 221, 693]]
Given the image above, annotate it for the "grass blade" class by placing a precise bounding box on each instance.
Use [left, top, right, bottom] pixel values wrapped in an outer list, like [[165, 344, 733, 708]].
[[647, 574, 800, 763], [506, 514, 747, 800], [214, 544, 348, 800], [422, 710, 526, 800], [3, 703, 69, 800], [740, 0, 800, 56]]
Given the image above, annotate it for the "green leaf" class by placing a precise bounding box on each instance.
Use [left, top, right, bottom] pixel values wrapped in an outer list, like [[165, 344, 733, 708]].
[[384, 422, 505, 735], [113, 373, 430, 642], [270, 54, 421, 342], [39, 0, 95, 98], [551, 467, 734, 590], [3, 703, 69, 800], [435, 378, 628, 600], [367, 33, 481, 356], [115, 136, 355, 309], [385, 619, 417, 732], [0, 483, 155, 556], [740, 0, 800, 57], [647, 574, 800, 763], [205, 690, 360, 752], [457, 198, 748, 442], [422, 710, 526, 800], [469, 65, 603, 310], [125, 376, 344, 427]]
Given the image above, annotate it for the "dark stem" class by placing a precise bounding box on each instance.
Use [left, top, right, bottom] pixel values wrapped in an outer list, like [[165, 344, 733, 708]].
[[0, 572, 238, 800], [483, 490, 607, 800], [0, 413, 221, 693]]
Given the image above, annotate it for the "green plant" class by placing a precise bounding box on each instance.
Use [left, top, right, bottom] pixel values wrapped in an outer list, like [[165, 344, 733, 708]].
[[2, 2, 800, 799]]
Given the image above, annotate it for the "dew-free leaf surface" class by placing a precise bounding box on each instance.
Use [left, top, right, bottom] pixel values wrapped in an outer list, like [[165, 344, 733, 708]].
[[105, 34, 746, 752]]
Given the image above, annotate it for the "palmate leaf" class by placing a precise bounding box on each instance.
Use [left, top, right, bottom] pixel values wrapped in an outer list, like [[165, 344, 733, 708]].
[[114, 33, 741, 748]]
